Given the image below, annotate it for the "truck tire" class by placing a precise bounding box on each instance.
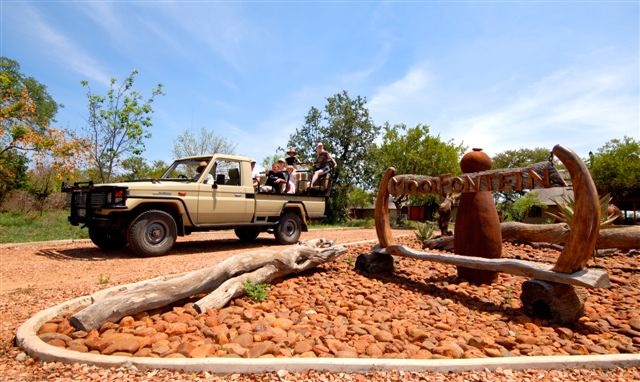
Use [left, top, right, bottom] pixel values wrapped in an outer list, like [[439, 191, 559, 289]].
[[274, 211, 302, 244], [234, 227, 260, 242], [88, 227, 127, 250], [127, 210, 177, 257]]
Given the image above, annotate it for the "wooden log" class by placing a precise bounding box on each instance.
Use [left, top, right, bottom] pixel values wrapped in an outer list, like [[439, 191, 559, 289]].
[[551, 144, 600, 273], [501, 222, 569, 244], [193, 239, 345, 312], [422, 223, 639, 251], [520, 279, 587, 325], [380, 245, 610, 288], [375, 167, 396, 248], [69, 239, 345, 331]]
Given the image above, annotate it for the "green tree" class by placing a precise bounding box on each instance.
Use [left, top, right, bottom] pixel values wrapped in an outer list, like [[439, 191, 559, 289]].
[[588, 136, 640, 199], [491, 147, 552, 219], [347, 186, 373, 209], [172, 127, 237, 159], [506, 191, 546, 222], [1, 57, 86, 200], [119, 156, 168, 181], [286, 91, 380, 222], [82, 69, 164, 183], [374, 123, 465, 224], [491, 147, 551, 169]]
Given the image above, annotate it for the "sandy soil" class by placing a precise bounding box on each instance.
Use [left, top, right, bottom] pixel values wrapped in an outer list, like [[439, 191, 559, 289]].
[[0, 228, 638, 381]]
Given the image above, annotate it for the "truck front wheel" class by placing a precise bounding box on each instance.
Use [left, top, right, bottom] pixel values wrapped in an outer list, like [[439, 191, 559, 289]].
[[127, 210, 177, 257], [89, 227, 127, 250], [274, 212, 302, 244]]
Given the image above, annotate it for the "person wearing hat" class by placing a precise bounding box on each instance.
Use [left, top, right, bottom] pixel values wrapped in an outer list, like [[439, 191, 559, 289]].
[[196, 161, 214, 184], [285, 148, 301, 167]]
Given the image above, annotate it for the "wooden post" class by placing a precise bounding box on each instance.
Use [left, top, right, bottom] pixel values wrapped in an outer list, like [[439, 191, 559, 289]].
[[375, 167, 396, 248], [551, 145, 600, 273]]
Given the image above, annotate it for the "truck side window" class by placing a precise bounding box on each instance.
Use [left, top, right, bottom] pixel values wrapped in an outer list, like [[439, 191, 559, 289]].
[[215, 160, 241, 186]]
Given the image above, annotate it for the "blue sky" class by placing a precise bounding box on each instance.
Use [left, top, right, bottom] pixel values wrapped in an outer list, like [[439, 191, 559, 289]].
[[2, 1, 638, 167]]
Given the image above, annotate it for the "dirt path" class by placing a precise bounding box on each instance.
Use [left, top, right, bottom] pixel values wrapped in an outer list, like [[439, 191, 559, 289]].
[[0, 228, 402, 292]]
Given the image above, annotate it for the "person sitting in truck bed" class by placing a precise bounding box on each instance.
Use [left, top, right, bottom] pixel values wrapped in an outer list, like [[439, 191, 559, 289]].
[[310, 143, 337, 188], [285, 165, 297, 194], [285, 148, 301, 167], [264, 163, 286, 193]]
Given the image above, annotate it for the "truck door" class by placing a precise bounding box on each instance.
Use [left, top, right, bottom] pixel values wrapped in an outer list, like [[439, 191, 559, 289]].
[[196, 159, 253, 224]]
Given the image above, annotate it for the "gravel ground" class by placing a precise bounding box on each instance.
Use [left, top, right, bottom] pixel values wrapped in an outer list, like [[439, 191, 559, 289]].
[[1, 228, 638, 381]]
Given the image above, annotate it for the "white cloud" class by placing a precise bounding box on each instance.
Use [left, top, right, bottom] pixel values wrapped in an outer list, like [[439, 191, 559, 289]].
[[447, 65, 639, 157], [368, 64, 433, 125], [16, 5, 111, 86]]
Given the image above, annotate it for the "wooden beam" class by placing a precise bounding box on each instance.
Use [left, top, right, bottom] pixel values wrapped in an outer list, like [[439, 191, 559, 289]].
[[379, 245, 610, 289]]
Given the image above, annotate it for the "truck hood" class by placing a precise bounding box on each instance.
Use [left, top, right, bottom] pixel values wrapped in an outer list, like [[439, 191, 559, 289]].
[[96, 180, 202, 195]]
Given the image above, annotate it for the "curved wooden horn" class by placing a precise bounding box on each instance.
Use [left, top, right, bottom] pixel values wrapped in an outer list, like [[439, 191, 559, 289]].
[[375, 167, 396, 248], [551, 145, 600, 273]]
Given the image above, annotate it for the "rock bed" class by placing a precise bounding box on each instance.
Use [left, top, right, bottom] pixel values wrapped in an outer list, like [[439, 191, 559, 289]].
[[36, 238, 640, 360]]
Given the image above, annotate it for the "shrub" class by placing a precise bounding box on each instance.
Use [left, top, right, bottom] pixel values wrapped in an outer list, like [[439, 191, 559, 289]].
[[243, 279, 270, 302]]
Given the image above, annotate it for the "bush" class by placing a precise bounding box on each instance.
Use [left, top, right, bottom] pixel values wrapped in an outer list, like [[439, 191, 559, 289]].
[[0, 190, 67, 212], [243, 279, 270, 302]]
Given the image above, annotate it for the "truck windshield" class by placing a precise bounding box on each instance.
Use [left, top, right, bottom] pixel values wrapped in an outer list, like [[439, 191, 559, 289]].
[[161, 159, 210, 180]]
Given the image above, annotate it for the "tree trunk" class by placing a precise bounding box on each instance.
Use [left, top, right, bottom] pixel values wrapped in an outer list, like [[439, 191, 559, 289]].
[[423, 222, 640, 251], [69, 239, 345, 332]]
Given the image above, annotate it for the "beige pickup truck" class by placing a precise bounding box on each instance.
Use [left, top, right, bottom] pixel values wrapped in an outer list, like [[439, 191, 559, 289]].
[[63, 154, 330, 257]]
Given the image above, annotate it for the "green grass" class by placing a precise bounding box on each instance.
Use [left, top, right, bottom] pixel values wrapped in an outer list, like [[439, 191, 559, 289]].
[[0, 210, 88, 244]]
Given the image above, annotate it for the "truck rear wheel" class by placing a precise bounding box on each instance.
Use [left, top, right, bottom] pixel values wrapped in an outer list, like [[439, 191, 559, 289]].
[[89, 227, 127, 250], [274, 212, 301, 244], [127, 210, 177, 257], [234, 227, 261, 242]]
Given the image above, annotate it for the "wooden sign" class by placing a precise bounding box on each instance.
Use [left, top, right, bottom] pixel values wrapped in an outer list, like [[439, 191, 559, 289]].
[[387, 161, 566, 197]]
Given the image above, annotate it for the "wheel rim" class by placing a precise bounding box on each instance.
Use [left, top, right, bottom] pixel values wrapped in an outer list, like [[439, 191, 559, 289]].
[[145, 221, 167, 245], [283, 220, 296, 237]]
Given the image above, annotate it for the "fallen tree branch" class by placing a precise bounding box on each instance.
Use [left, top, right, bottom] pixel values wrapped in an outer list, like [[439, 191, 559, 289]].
[[70, 239, 345, 331], [423, 222, 640, 252]]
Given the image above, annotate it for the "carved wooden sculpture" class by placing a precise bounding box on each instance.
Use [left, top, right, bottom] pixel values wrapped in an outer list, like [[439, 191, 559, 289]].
[[371, 144, 606, 324]]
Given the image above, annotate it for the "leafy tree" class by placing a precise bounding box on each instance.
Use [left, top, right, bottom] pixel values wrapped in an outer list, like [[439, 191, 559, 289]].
[[286, 91, 380, 222], [1, 57, 86, 200], [347, 186, 373, 209], [588, 136, 640, 199], [119, 156, 168, 181], [504, 191, 546, 222], [82, 69, 164, 183], [374, 123, 465, 224], [491, 147, 551, 169], [172, 127, 237, 159], [491, 147, 552, 218], [261, 153, 284, 169]]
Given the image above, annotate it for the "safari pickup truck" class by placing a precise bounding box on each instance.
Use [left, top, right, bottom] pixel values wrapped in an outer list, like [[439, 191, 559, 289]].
[[62, 154, 330, 257]]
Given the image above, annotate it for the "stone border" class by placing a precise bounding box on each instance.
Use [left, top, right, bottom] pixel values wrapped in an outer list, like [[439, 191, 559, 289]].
[[15, 238, 640, 373]]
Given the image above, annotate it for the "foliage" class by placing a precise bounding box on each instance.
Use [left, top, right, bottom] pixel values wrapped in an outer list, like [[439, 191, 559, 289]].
[[503, 192, 546, 222], [374, 123, 465, 224], [492, 147, 553, 218], [286, 91, 380, 222], [98, 274, 110, 285], [413, 221, 435, 241], [261, 153, 284, 169], [1, 57, 88, 200], [173, 127, 237, 159], [82, 69, 164, 183], [0, 209, 88, 243], [344, 256, 355, 267], [118, 156, 167, 181], [491, 147, 551, 169], [347, 186, 372, 209], [243, 279, 270, 302], [588, 136, 640, 200], [546, 193, 620, 227]]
